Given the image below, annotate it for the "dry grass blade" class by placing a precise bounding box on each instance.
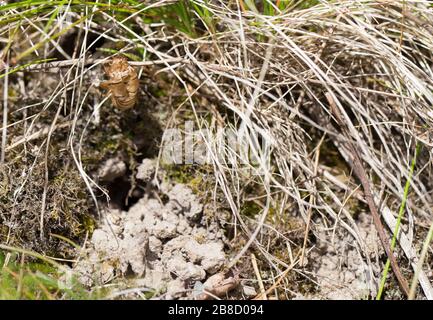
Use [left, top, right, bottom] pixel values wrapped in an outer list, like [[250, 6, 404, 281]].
[[326, 92, 409, 297]]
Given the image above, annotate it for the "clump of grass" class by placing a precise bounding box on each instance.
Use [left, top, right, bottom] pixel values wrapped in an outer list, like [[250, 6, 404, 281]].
[[0, 249, 96, 300], [171, 0, 433, 298]]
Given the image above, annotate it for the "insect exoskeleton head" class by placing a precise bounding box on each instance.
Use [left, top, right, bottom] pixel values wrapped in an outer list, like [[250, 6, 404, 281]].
[[103, 55, 130, 77]]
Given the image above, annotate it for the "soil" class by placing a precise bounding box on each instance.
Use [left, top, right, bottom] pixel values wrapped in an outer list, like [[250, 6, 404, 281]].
[[306, 213, 381, 300], [73, 157, 385, 300], [73, 158, 230, 299]]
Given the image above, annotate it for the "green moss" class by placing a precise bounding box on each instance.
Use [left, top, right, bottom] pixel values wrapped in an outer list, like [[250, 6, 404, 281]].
[[188, 176, 204, 194], [163, 164, 213, 198], [80, 215, 96, 234], [241, 201, 262, 218], [164, 164, 198, 185], [99, 138, 121, 155]]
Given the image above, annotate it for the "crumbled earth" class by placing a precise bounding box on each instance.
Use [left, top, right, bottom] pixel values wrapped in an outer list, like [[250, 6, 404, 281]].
[[73, 157, 385, 300], [73, 158, 229, 299], [301, 213, 381, 300], [97, 157, 127, 182]]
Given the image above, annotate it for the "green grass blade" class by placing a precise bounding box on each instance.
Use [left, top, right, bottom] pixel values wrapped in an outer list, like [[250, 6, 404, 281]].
[[376, 143, 421, 300]]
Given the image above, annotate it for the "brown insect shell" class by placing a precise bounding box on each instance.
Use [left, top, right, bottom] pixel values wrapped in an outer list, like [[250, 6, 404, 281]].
[[101, 56, 139, 110]]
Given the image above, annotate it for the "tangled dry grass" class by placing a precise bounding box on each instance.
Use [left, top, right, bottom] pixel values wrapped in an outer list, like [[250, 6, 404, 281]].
[[1, 0, 433, 299]]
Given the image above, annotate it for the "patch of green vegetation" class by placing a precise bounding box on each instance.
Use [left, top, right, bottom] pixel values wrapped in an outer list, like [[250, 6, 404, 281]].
[[164, 164, 199, 184], [241, 200, 262, 218], [163, 163, 214, 196], [0, 250, 99, 300], [243, 0, 320, 15], [0, 0, 214, 73], [139, 0, 215, 37], [80, 215, 96, 234], [159, 0, 196, 37], [295, 0, 320, 10]]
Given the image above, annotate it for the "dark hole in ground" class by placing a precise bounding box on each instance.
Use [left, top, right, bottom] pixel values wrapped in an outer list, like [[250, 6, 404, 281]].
[[124, 264, 136, 278], [105, 176, 141, 211], [100, 106, 164, 211], [124, 110, 164, 161], [51, 30, 106, 60]]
